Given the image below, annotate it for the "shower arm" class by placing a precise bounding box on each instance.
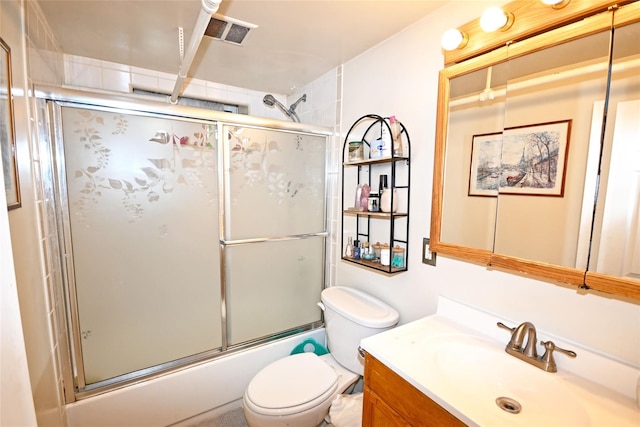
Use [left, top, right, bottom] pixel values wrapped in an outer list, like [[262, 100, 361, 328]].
[[170, 0, 222, 105], [289, 94, 307, 113]]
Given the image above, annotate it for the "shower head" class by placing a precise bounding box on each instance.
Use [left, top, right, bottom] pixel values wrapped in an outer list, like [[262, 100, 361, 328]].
[[263, 94, 291, 119], [262, 93, 306, 123], [262, 94, 278, 107]]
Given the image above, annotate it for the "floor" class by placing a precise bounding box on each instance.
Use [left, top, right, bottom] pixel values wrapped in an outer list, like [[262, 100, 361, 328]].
[[186, 407, 338, 427], [187, 407, 248, 427], [186, 384, 363, 427]]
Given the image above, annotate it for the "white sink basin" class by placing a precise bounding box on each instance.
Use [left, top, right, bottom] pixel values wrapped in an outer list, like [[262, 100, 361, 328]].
[[360, 299, 640, 426], [429, 335, 591, 426]]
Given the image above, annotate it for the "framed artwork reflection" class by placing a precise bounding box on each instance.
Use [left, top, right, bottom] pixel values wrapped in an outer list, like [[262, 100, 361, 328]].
[[0, 37, 19, 209], [500, 120, 571, 197], [468, 132, 502, 197], [468, 120, 571, 198]]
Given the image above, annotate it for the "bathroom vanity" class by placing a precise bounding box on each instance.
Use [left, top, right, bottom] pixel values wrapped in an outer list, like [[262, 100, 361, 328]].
[[360, 297, 640, 426], [362, 352, 464, 426]]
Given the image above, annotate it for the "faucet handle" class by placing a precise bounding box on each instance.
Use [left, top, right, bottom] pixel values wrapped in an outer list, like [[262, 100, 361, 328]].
[[497, 321, 515, 333], [540, 340, 577, 372]]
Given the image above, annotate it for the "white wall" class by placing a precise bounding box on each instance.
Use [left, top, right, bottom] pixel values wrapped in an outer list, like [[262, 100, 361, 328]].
[[0, 170, 37, 427], [337, 0, 640, 367]]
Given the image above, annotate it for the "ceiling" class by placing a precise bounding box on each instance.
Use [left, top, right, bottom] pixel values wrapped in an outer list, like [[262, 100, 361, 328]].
[[37, 0, 450, 95]]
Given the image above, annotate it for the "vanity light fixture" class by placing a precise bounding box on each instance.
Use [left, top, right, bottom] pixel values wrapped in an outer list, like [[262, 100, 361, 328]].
[[480, 6, 515, 32], [440, 28, 468, 51], [541, 0, 571, 9]]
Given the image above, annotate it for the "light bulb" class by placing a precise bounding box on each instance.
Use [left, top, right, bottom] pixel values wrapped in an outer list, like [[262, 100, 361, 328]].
[[480, 7, 513, 32], [440, 29, 468, 51], [541, 0, 571, 8]]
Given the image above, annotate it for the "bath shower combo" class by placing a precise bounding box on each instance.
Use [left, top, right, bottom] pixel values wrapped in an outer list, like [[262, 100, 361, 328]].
[[263, 93, 307, 122]]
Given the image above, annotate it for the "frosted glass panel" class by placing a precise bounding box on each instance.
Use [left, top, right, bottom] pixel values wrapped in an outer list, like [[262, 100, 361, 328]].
[[61, 106, 221, 384], [224, 125, 327, 239], [226, 237, 325, 345]]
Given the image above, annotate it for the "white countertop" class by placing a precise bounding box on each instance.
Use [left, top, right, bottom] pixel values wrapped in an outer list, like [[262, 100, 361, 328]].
[[360, 297, 640, 426]]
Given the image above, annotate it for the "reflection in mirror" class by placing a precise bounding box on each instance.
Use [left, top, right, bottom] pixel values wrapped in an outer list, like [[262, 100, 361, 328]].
[[441, 62, 508, 251], [432, 0, 640, 298], [493, 29, 613, 268], [588, 20, 640, 282]]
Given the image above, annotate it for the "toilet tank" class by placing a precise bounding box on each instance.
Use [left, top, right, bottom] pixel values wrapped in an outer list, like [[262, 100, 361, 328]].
[[320, 286, 399, 375]]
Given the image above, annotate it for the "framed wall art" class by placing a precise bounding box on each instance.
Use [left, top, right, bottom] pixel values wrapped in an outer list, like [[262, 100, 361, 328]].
[[468, 120, 571, 197], [0, 37, 19, 210], [468, 132, 502, 197], [500, 120, 571, 196]]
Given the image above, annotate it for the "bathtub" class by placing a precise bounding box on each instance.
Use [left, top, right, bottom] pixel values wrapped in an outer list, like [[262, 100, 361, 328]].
[[65, 329, 326, 427]]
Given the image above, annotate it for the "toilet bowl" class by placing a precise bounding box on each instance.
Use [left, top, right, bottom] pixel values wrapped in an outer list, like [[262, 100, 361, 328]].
[[243, 286, 399, 427], [243, 352, 358, 427]]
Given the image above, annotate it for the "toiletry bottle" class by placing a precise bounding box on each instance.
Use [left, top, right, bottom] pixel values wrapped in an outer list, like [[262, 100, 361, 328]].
[[373, 242, 382, 260], [379, 174, 398, 213], [378, 175, 388, 195], [367, 193, 379, 212], [360, 183, 370, 211], [389, 116, 403, 157], [391, 245, 405, 268], [354, 184, 363, 209], [353, 240, 361, 260], [380, 120, 392, 158], [380, 244, 391, 266], [345, 237, 353, 258]]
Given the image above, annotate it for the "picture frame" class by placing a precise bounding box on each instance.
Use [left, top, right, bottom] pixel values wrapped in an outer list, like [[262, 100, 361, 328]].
[[0, 37, 20, 209], [468, 132, 502, 197], [500, 120, 571, 196], [468, 120, 571, 197]]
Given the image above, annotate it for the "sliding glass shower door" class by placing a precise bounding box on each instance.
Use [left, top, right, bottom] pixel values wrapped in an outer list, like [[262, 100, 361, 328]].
[[42, 95, 329, 396], [222, 125, 327, 345], [59, 106, 222, 385]]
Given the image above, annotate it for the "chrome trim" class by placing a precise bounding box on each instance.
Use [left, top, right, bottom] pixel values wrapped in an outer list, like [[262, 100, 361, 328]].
[[75, 321, 324, 399], [216, 122, 228, 353], [358, 346, 366, 358], [47, 100, 88, 398], [221, 232, 329, 246], [33, 85, 332, 136]]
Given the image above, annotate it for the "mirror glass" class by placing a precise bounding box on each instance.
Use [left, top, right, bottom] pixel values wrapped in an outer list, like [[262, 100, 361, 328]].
[[441, 60, 508, 251], [493, 28, 613, 268], [587, 19, 640, 282]]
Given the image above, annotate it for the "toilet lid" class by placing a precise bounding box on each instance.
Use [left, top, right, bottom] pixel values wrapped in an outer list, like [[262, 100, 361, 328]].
[[246, 352, 338, 410]]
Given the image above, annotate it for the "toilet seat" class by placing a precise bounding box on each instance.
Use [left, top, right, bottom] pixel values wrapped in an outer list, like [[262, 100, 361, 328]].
[[244, 352, 339, 416]]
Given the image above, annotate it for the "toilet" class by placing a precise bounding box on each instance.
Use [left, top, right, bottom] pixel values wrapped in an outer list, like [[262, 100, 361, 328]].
[[242, 286, 399, 427]]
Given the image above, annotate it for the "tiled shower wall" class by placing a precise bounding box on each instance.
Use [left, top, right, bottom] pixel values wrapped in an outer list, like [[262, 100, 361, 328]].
[[22, 1, 67, 426]]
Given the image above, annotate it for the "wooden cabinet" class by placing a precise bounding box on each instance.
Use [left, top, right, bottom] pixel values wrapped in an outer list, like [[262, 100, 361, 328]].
[[363, 353, 466, 427], [341, 114, 411, 275]]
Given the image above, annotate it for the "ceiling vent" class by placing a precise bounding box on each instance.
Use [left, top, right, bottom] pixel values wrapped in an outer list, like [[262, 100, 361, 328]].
[[204, 14, 258, 46]]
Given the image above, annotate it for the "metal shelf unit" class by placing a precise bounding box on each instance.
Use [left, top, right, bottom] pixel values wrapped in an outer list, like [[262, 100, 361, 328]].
[[341, 114, 411, 275]]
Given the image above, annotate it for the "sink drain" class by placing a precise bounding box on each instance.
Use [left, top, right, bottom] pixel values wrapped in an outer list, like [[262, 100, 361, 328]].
[[496, 396, 522, 414]]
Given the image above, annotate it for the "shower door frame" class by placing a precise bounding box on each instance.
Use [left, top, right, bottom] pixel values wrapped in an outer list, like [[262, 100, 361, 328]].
[[34, 86, 332, 401]]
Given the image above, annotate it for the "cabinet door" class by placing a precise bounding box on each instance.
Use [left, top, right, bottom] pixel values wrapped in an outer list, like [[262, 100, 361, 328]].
[[364, 353, 466, 427], [363, 385, 411, 426]]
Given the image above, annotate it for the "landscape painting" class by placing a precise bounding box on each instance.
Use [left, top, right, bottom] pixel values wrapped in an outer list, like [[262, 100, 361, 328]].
[[468, 121, 571, 197], [500, 120, 571, 196], [468, 132, 502, 197]]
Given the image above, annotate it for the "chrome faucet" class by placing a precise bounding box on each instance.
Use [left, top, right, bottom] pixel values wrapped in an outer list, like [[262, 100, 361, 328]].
[[497, 321, 576, 372]]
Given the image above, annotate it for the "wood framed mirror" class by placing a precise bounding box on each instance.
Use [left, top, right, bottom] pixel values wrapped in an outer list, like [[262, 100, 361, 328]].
[[430, 0, 640, 300]]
